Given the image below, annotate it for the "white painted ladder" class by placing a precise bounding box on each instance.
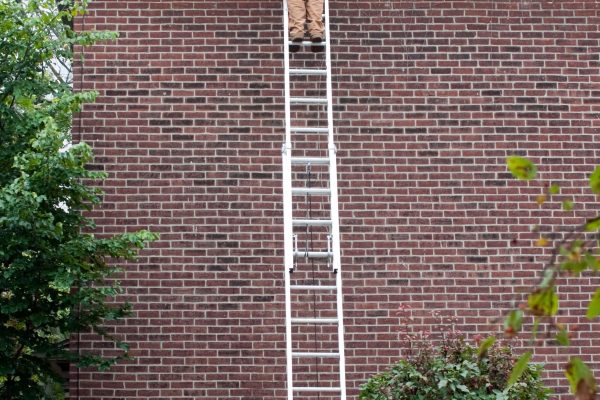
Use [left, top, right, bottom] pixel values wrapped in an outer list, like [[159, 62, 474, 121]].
[[282, 0, 346, 399]]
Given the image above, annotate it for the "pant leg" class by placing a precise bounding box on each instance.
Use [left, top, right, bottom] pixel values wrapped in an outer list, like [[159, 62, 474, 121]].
[[306, 0, 324, 36], [287, 0, 306, 38]]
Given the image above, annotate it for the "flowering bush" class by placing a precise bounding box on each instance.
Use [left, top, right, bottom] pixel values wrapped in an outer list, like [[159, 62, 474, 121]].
[[359, 337, 551, 400]]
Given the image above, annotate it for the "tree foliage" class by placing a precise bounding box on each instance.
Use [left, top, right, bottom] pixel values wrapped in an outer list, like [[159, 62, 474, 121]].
[[505, 157, 599, 400], [0, 1, 157, 397]]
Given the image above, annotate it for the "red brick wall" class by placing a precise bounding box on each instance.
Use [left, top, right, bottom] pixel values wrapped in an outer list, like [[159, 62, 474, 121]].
[[74, 1, 600, 398]]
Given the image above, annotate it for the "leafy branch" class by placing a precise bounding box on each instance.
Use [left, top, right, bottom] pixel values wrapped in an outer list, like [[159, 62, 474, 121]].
[[504, 156, 599, 400]]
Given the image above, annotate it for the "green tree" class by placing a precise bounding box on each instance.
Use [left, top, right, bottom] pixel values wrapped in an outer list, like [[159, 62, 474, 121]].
[[505, 156, 599, 400], [0, 0, 157, 397]]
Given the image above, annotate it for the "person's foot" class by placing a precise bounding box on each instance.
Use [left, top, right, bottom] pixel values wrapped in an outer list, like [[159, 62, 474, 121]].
[[310, 33, 323, 43], [290, 33, 305, 42], [310, 34, 324, 52], [289, 33, 304, 53]]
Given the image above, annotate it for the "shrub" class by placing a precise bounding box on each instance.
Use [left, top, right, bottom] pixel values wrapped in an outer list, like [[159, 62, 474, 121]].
[[359, 337, 551, 400]]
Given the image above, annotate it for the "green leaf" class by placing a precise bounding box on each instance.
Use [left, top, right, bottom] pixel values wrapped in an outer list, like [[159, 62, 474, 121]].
[[586, 289, 600, 319], [49, 270, 75, 293], [585, 218, 600, 232], [477, 336, 496, 358], [29, 313, 48, 327], [504, 310, 523, 333], [507, 156, 537, 180], [456, 384, 469, 393], [590, 166, 600, 195], [561, 247, 599, 274], [549, 184, 560, 195], [528, 288, 559, 316], [565, 357, 597, 399], [562, 199, 573, 211], [561, 259, 588, 274], [508, 352, 532, 386], [556, 328, 570, 346]]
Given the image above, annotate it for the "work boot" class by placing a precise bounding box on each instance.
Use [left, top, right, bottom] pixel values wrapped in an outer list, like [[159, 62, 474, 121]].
[[310, 33, 324, 52], [289, 33, 303, 53], [290, 32, 304, 42], [310, 33, 323, 43]]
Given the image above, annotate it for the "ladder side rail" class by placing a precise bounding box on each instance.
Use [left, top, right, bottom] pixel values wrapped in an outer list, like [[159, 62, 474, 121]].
[[282, 2, 294, 400], [323, 0, 347, 398]]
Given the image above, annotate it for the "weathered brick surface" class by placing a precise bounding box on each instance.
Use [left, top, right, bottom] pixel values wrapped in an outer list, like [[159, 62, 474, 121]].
[[74, 1, 600, 398]]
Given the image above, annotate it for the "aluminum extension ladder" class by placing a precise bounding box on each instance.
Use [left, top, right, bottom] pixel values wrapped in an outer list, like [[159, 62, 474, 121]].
[[281, 0, 346, 398]]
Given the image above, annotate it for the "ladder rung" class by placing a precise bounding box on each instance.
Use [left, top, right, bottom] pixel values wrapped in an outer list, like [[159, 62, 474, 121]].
[[293, 251, 333, 258], [292, 351, 340, 358], [290, 97, 327, 105], [293, 386, 341, 392], [290, 127, 329, 134], [291, 317, 338, 324], [291, 157, 330, 165], [288, 40, 326, 47], [292, 219, 332, 227], [290, 285, 336, 290], [289, 68, 327, 76], [292, 187, 331, 195]]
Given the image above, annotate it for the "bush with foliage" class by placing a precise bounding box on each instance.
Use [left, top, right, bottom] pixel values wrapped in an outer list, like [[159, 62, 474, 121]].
[[359, 337, 551, 400]]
